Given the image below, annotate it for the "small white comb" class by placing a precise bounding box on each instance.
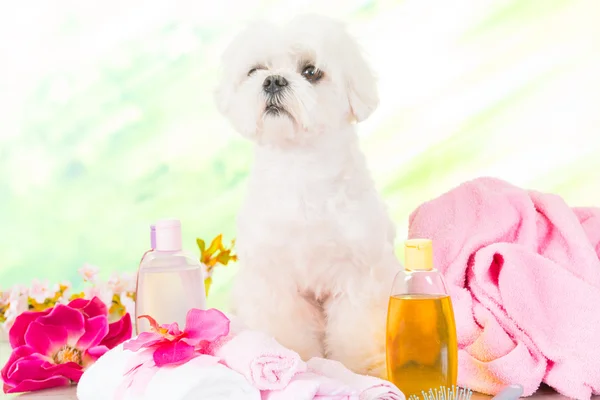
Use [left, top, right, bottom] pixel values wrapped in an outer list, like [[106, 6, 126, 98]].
[[407, 384, 524, 400], [407, 385, 473, 400]]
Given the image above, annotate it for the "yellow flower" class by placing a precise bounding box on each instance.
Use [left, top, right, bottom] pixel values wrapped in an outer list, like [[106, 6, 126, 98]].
[[197, 234, 238, 297], [197, 234, 238, 273], [28, 297, 54, 312], [0, 304, 7, 323], [108, 294, 126, 321], [68, 292, 86, 301], [26, 282, 73, 312]]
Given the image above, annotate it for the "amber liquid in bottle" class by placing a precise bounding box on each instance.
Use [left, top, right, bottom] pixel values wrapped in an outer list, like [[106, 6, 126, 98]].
[[386, 239, 458, 397], [386, 294, 458, 397]]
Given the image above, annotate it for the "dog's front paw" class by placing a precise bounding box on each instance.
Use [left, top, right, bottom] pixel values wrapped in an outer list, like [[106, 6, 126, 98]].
[[348, 352, 386, 379], [365, 358, 387, 379]]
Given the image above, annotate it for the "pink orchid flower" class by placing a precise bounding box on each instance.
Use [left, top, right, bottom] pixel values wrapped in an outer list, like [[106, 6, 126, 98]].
[[1, 297, 132, 394], [115, 309, 229, 399], [124, 308, 230, 367]]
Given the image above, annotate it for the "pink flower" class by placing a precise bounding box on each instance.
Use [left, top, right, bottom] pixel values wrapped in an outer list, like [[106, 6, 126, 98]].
[[114, 309, 227, 398], [78, 264, 99, 283], [124, 308, 230, 367], [1, 297, 132, 394]]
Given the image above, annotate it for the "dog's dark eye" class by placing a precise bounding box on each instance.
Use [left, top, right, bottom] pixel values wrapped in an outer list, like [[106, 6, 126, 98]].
[[301, 65, 324, 83]]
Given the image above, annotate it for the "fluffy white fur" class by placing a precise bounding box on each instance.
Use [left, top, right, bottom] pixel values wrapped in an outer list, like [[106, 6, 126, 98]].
[[214, 14, 400, 377]]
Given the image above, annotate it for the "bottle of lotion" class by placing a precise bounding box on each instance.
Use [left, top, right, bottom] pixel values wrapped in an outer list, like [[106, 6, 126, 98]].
[[135, 219, 206, 334]]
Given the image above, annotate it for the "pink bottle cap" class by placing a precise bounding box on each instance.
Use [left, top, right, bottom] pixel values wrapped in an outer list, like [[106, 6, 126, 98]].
[[155, 219, 182, 252]]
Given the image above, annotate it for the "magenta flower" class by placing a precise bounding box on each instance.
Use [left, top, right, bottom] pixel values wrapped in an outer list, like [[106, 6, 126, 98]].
[[124, 308, 230, 367], [1, 297, 132, 394], [115, 309, 229, 398]]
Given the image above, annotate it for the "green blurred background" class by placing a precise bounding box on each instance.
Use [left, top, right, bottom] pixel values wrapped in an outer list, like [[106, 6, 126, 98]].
[[1, 0, 599, 309]]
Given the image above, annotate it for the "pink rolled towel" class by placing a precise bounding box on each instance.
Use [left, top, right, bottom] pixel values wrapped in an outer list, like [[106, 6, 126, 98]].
[[262, 372, 359, 400], [211, 329, 306, 391], [307, 358, 405, 400]]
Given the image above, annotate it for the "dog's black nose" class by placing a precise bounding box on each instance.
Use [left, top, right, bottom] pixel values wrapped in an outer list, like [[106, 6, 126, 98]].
[[263, 75, 288, 94]]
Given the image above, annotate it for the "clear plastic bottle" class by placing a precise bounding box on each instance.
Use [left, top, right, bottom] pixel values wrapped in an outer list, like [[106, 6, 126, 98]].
[[134, 223, 155, 329], [386, 239, 458, 397], [135, 219, 206, 334], [138, 224, 156, 265]]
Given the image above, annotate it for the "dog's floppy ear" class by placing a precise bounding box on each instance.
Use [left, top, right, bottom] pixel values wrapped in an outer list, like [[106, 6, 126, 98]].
[[345, 43, 379, 123]]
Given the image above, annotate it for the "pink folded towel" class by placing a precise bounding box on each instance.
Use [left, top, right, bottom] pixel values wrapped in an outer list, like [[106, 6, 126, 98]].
[[408, 177, 600, 399], [211, 329, 306, 390], [262, 372, 359, 400], [307, 358, 404, 400]]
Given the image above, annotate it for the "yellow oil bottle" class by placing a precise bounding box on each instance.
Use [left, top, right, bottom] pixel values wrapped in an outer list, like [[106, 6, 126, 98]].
[[386, 239, 458, 397]]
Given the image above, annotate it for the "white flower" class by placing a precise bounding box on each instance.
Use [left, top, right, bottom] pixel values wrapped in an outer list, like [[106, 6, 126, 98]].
[[29, 279, 54, 304], [4, 301, 21, 330], [3, 289, 28, 331], [84, 282, 114, 308], [78, 263, 100, 283], [9, 285, 27, 301], [108, 272, 136, 294], [0, 290, 9, 306], [3, 308, 17, 331], [120, 292, 135, 315], [120, 292, 136, 326], [122, 272, 137, 293]]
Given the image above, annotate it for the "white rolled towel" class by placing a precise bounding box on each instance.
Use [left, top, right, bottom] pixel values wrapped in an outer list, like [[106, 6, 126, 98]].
[[77, 343, 261, 400]]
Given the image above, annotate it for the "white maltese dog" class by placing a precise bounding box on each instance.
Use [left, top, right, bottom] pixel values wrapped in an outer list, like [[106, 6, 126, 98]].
[[215, 14, 400, 377]]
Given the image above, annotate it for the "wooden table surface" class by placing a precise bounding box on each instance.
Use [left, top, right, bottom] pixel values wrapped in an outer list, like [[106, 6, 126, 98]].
[[0, 341, 595, 399]]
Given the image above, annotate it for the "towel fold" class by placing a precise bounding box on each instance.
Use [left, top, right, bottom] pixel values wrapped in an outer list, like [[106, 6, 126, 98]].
[[77, 343, 261, 400], [211, 329, 306, 391], [262, 372, 359, 400], [408, 177, 600, 400], [307, 358, 405, 400]]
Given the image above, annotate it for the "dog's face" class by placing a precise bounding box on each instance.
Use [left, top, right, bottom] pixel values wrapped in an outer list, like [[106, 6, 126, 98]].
[[215, 14, 379, 147]]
